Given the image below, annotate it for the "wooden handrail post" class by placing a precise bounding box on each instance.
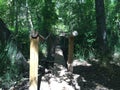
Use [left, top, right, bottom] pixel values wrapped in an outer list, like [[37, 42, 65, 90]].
[[67, 36, 74, 72], [67, 31, 78, 72], [29, 31, 39, 90]]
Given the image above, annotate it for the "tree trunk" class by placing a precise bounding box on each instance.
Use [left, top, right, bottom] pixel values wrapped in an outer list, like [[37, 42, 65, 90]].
[[95, 0, 111, 66], [0, 18, 11, 44], [15, 0, 19, 34], [9, 0, 15, 27], [26, 0, 34, 31], [95, 0, 107, 55]]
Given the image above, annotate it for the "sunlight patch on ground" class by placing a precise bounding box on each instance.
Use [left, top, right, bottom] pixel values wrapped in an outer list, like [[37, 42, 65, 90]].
[[55, 47, 63, 56], [40, 80, 75, 90], [73, 59, 91, 67]]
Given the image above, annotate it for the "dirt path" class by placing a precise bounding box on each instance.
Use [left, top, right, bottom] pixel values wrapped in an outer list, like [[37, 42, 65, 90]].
[[40, 46, 81, 90], [40, 46, 111, 90], [12, 46, 120, 90]]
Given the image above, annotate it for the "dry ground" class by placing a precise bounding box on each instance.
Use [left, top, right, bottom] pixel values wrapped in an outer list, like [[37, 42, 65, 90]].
[[11, 46, 120, 90]]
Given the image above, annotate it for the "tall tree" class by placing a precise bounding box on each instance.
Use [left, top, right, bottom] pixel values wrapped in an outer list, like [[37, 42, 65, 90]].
[[42, 0, 58, 62], [95, 0, 108, 64]]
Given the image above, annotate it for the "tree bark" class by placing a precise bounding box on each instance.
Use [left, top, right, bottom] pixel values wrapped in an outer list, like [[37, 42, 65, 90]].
[[95, 0, 107, 55], [0, 18, 11, 44], [15, 0, 19, 34], [26, 0, 34, 31]]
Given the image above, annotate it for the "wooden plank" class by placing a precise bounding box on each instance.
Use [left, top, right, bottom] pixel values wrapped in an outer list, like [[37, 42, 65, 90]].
[[29, 31, 39, 90]]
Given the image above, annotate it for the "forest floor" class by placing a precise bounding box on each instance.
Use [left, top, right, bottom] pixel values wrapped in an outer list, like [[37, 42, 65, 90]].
[[10, 46, 120, 90]]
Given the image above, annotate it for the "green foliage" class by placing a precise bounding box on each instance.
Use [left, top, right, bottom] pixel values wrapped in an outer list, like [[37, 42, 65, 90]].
[[0, 0, 8, 19], [1, 1, 120, 88], [105, 0, 120, 64], [57, 0, 96, 60], [0, 44, 9, 76], [41, 0, 58, 36], [75, 43, 95, 60], [15, 30, 30, 58], [0, 42, 21, 88]]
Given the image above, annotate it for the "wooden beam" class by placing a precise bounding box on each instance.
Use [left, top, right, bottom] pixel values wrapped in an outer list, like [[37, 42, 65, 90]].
[[60, 31, 78, 72], [67, 35, 74, 72], [29, 31, 39, 90]]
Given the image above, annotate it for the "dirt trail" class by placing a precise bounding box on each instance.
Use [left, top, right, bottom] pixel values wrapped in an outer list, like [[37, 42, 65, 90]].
[[40, 46, 81, 90], [12, 46, 120, 90]]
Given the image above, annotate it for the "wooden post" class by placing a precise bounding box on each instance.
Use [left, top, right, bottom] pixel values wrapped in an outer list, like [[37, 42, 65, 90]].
[[67, 31, 78, 72], [67, 35, 74, 72], [29, 31, 39, 90]]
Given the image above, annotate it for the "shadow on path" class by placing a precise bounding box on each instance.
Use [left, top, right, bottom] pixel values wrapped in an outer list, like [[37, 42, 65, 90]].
[[73, 62, 120, 90]]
